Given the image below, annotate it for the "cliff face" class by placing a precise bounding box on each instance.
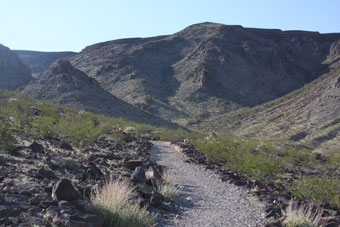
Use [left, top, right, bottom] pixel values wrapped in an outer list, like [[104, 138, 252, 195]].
[[0, 44, 32, 90], [69, 22, 340, 123]]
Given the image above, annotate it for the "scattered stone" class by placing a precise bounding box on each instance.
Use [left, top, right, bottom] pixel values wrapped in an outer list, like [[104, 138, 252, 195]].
[[69, 214, 104, 227], [52, 179, 79, 201]]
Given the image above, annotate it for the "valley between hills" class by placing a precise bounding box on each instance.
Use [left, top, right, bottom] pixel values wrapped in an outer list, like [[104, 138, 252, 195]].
[[1, 22, 340, 226]]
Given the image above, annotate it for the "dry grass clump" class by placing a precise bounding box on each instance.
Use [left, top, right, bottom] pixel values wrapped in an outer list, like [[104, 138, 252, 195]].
[[283, 203, 326, 227], [157, 171, 181, 200], [91, 179, 155, 227]]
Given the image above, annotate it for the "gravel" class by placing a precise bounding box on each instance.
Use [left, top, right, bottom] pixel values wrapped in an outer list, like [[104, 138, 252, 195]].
[[151, 141, 266, 227]]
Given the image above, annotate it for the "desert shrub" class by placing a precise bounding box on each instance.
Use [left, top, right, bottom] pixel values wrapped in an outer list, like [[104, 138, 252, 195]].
[[56, 157, 81, 172], [0, 120, 16, 152], [194, 139, 280, 183], [289, 176, 340, 208], [91, 180, 155, 227], [283, 203, 325, 227], [157, 171, 181, 200]]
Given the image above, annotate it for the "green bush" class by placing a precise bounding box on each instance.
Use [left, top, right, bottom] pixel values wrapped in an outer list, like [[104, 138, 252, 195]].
[[56, 157, 81, 172], [289, 176, 340, 207], [0, 120, 16, 152]]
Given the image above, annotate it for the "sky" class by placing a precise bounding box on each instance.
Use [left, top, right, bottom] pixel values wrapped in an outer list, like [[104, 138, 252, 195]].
[[1, 0, 340, 52]]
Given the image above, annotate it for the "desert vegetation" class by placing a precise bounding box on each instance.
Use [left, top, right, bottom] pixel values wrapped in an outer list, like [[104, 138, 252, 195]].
[[91, 179, 155, 227]]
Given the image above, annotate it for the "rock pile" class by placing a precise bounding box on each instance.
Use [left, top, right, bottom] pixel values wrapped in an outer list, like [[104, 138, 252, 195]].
[[0, 131, 176, 226]]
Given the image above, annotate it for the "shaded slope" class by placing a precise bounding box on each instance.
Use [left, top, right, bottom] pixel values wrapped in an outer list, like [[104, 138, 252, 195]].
[[21, 59, 177, 127], [0, 44, 32, 90], [197, 49, 340, 151], [69, 22, 340, 124], [14, 50, 76, 77]]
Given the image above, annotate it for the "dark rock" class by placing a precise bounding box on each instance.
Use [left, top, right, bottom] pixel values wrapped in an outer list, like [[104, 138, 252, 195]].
[[52, 179, 79, 201], [265, 220, 282, 227], [0, 205, 24, 218], [124, 160, 144, 170], [36, 167, 56, 179], [150, 193, 164, 207], [60, 141, 74, 151], [82, 162, 104, 181], [29, 197, 42, 205], [29, 141, 44, 153], [131, 167, 146, 184], [69, 214, 104, 227]]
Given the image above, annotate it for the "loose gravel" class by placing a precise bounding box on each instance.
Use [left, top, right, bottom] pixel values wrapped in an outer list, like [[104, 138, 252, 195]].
[[151, 141, 266, 227]]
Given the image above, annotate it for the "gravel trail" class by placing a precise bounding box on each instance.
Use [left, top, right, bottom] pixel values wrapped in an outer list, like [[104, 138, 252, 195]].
[[151, 141, 266, 227]]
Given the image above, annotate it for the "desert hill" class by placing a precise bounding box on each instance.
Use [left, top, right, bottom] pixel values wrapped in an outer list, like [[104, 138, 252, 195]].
[[21, 59, 176, 127], [69, 22, 340, 125], [14, 50, 76, 78], [0, 44, 32, 90]]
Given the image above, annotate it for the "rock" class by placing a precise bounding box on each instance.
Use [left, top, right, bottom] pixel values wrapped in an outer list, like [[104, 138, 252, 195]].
[[29, 141, 44, 153], [0, 205, 24, 218], [150, 193, 164, 207], [68, 214, 104, 227], [36, 167, 56, 179], [160, 202, 178, 212], [82, 162, 104, 180], [52, 179, 79, 201], [131, 167, 146, 184], [60, 141, 74, 151], [265, 220, 282, 227], [45, 206, 60, 217], [29, 197, 41, 205], [124, 160, 144, 170]]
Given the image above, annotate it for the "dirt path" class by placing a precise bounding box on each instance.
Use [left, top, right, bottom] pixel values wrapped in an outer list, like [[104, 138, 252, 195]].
[[151, 141, 266, 227]]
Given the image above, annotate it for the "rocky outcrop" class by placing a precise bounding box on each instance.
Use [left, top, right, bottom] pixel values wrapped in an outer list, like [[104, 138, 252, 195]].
[[69, 22, 340, 123], [0, 44, 32, 90], [0, 129, 174, 226]]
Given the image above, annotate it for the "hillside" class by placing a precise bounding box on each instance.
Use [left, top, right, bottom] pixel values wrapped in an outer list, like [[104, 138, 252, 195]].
[[69, 22, 340, 125], [197, 47, 340, 152], [14, 50, 76, 77], [0, 44, 32, 90], [21, 59, 176, 127]]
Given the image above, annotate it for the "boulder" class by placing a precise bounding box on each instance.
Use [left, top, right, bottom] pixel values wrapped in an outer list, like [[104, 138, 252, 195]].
[[52, 179, 79, 201], [131, 167, 146, 184], [29, 141, 44, 153], [150, 193, 164, 207], [123, 160, 144, 170], [60, 141, 74, 151]]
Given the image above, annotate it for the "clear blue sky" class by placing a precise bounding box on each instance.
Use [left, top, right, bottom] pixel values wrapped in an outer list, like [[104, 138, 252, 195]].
[[1, 0, 339, 52]]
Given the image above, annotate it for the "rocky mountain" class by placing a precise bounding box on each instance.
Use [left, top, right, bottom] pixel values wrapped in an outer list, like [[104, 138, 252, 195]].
[[14, 50, 76, 77], [22, 59, 175, 127], [69, 22, 340, 125], [197, 47, 340, 152], [0, 44, 32, 90]]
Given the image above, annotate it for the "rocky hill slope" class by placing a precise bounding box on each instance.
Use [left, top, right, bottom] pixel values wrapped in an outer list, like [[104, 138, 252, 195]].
[[69, 22, 340, 125], [197, 47, 340, 152], [22, 59, 176, 127], [14, 50, 76, 78], [0, 44, 32, 90]]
